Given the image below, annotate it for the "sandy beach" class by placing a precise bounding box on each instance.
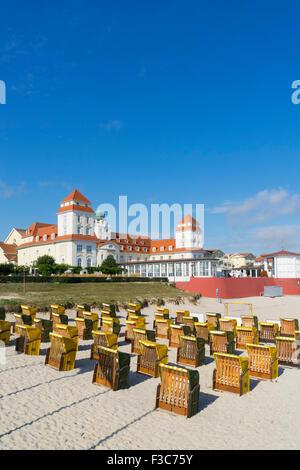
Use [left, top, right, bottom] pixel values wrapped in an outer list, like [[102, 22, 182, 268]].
[[1, 295, 300, 450]]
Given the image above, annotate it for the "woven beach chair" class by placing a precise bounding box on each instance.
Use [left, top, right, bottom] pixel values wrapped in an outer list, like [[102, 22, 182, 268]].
[[92, 346, 130, 390], [177, 335, 205, 368], [169, 324, 191, 348], [0, 320, 11, 346], [13, 313, 33, 334], [210, 330, 235, 355], [102, 303, 116, 315], [16, 325, 41, 355], [259, 322, 279, 343], [102, 317, 121, 336], [246, 344, 278, 380], [155, 318, 173, 339], [206, 312, 221, 330], [127, 302, 141, 313], [213, 352, 250, 396], [137, 340, 168, 377], [90, 331, 118, 360], [76, 304, 90, 318], [45, 333, 77, 371], [75, 312, 99, 340], [175, 310, 190, 325], [125, 317, 146, 342], [52, 312, 68, 332], [101, 306, 117, 322], [131, 328, 156, 354], [50, 304, 66, 317], [280, 318, 299, 337], [219, 318, 238, 337], [153, 312, 170, 329], [275, 336, 300, 367], [236, 327, 258, 350], [156, 307, 169, 315], [33, 318, 53, 342], [195, 321, 215, 344], [155, 364, 200, 418], [182, 316, 197, 335], [55, 324, 79, 351], [21, 305, 37, 320], [241, 315, 258, 329]]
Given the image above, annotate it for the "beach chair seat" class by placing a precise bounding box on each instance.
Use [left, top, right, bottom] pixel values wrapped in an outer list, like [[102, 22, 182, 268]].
[[52, 312, 68, 332], [246, 344, 278, 379], [13, 313, 33, 333], [210, 330, 235, 355], [55, 324, 79, 351], [33, 318, 53, 342], [102, 317, 121, 336], [132, 328, 156, 354], [155, 318, 173, 339], [241, 315, 258, 329], [236, 327, 258, 350], [125, 317, 146, 342], [137, 340, 168, 377], [0, 320, 11, 346], [219, 318, 238, 337], [153, 312, 170, 329], [275, 336, 300, 367], [194, 321, 214, 344], [259, 322, 279, 343], [206, 312, 221, 330], [213, 352, 249, 395], [175, 310, 190, 325], [182, 316, 197, 334], [155, 364, 200, 418], [90, 331, 118, 359], [169, 324, 191, 348], [16, 325, 41, 355], [177, 336, 205, 368], [280, 318, 299, 337], [75, 312, 99, 340], [76, 304, 90, 318], [92, 346, 130, 390], [45, 333, 77, 371]]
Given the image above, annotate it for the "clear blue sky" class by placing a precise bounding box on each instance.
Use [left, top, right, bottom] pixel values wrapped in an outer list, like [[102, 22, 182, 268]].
[[1, 0, 300, 255]]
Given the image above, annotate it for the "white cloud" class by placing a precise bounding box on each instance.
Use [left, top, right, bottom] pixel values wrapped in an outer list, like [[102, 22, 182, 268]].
[[100, 120, 123, 131], [0, 180, 26, 199]]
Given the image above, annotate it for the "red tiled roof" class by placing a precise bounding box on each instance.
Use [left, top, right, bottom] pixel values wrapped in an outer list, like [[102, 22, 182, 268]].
[[60, 189, 91, 205], [262, 250, 300, 257], [57, 205, 94, 214]]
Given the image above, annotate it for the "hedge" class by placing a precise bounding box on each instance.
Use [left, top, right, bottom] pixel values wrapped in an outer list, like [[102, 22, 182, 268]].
[[0, 276, 169, 284]]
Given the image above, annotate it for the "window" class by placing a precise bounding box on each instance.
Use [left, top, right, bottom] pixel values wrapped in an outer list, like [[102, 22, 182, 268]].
[[87, 258, 92, 267], [77, 225, 81, 234], [51, 233, 55, 240], [43, 235, 47, 241], [86, 227, 90, 235], [169, 246, 173, 250], [152, 247, 157, 252], [77, 258, 82, 267], [160, 246, 164, 251], [87, 246, 92, 253], [77, 245, 83, 252], [36, 236, 39, 242]]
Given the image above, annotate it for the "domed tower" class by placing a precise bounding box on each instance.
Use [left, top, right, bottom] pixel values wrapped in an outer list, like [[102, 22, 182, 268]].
[[94, 209, 111, 240], [57, 189, 95, 236]]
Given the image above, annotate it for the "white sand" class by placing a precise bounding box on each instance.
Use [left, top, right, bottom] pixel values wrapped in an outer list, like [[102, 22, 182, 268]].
[[1, 295, 300, 450]]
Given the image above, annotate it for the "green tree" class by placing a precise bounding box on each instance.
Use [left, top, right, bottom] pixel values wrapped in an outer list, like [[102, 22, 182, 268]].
[[36, 255, 55, 266], [100, 255, 123, 275]]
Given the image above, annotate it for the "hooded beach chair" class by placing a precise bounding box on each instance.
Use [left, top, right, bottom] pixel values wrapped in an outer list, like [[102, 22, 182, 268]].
[[102, 317, 121, 336], [13, 313, 33, 334], [52, 312, 68, 332], [125, 317, 146, 341], [275, 336, 300, 367], [75, 312, 99, 340], [127, 302, 141, 313], [219, 318, 238, 337], [175, 310, 190, 325], [195, 321, 215, 344], [90, 331, 118, 360], [16, 325, 41, 356], [101, 305, 117, 322], [169, 324, 191, 348], [182, 316, 197, 335], [259, 322, 279, 343], [246, 344, 278, 379], [213, 352, 250, 396], [76, 304, 90, 318], [236, 327, 258, 350], [0, 320, 11, 346], [33, 318, 53, 342], [50, 304, 66, 317], [45, 333, 77, 371], [210, 330, 235, 355], [206, 312, 221, 330], [156, 307, 169, 315], [21, 305, 37, 320], [155, 364, 200, 418], [55, 324, 79, 351], [155, 318, 173, 339], [131, 328, 156, 354], [241, 315, 258, 329], [280, 318, 299, 337], [137, 340, 168, 377], [177, 335, 205, 368], [92, 346, 130, 390], [153, 312, 170, 329]]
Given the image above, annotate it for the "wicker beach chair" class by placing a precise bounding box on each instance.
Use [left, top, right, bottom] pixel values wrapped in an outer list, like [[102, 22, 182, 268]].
[[92, 346, 130, 390], [50, 304, 66, 317], [219, 318, 238, 337], [131, 328, 156, 354], [0, 320, 11, 346], [175, 310, 190, 325], [236, 327, 258, 350], [246, 344, 278, 380], [76, 304, 90, 318], [125, 317, 146, 342], [45, 333, 77, 371], [75, 312, 99, 340], [21, 305, 37, 320], [210, 330, 235, 355], [156, 307, 169, 315], [16, 325, 41, 355], [102, 317, 121, 336], [137, 340, 168, 377], [52, 312, 68, 332], [127, 302, 141, 313], [13, 313, 33, 334], [33, 318, 53, 342], [169, 324, 191, 348], [194, 321, 215, 344], [206, 312, 221, 330], [259, 322, 279, 343], [55, 324, 79, 351], [241, 315, 258, 329], [90, 331, 118, 360], [213, 352, 250, 395], [280, 318, 299, 337], [153, 312, 170, 329], [155, 364, 200, 418], [275, 336, 300, 367], [177, 336, 205, 368], [182, 316, 197, 335], [155, 318, 173, 339]]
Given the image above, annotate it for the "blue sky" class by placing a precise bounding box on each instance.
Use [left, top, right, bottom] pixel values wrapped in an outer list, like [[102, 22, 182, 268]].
[[1, 0, 300, 255]]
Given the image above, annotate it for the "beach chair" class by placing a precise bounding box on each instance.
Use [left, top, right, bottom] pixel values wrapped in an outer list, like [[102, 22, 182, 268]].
[[90, 331, 118, 360], [153, 312, 170, 329], [45, 333, 77, 371], [259, 322, 279, 343], [102, 303, 116, 315], [182, 316, 197, 335], [75, 312, 99, 340], [76, 304, 90, 318], [52, 312, 68, 332], [125, 317, 146, 342], [169, 324, 191, 348], [55, 324, 79, 351], [275, 336, 300, 367], [206, 312, 221, 330], [246, 344, 278, 379], [213, 352, 250, 395], [137, 340, 168, 377], [241, 315, 258, 329], [50, 304, 66, 317], [156, 307, 169, 315], [131, 328, 156, 354], [194, 321, 214, 344], [155, 364, 200, 418], [33, 318, 53, 342], [177, 336, 205, 368], [21, 305, 37, 321], [15, 325, 41, 355], [127, 302, 141, 313], [219, 318, 237, 337], [280, 318, 299, 337], [210, 330, 235, 355], [155, 319, 173, 339], [13, 313, 33, 333], [236, 327, 258, 350], [101, 307, 117, 322], [92, 346, 130, 390], [175, 310, 190, 325], [102, 317, 121, 336], [0, 320, 11, 346]]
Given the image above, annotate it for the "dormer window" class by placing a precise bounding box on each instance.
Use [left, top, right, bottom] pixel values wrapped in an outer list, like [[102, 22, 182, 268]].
[[36, 236, 39, 242], [51, 233, 55, 240], [160, 246, 164, 251], [169, 246, 173, 250], [43, 235, 47, 241], [152, 247, 156, 252]]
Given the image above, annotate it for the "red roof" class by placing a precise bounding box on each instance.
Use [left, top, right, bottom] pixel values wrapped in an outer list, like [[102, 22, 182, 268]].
[[176, 214, 202, 232], [57, 205, 94, 215], [60, 189, 91, 205], [262, 250, 300, 257]]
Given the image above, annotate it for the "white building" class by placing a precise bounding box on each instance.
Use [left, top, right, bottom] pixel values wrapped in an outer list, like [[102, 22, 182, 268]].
[[262, 251, 300, 278]]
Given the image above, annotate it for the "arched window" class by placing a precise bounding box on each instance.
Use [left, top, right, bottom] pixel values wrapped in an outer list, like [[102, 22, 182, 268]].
[[77, 258, 82, 267], [87, 258, 92, 267]]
